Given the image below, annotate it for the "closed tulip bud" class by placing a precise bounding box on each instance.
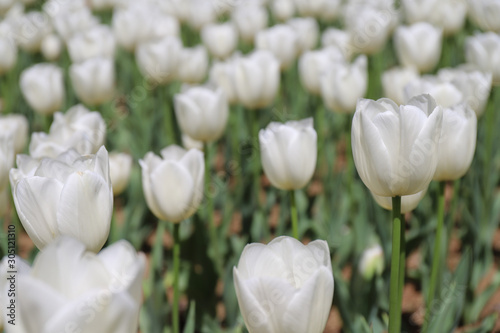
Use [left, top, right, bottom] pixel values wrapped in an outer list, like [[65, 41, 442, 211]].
[[401, 0, 434, 24], [20, 63, 65, 115], [0, 114, 28, 153], [0, 236, 145, 333], [201, 23, 238, 60], [433, 104, 477, 181], [465, 32, 500, 84], [358, 244, 384, 280], [14, 11, 52, 52], [321, 28, 353, 60], [352, 94, 443, 197], [140, 145, 204, 223], [259, 118, 317, 190], [394, 23, 442, 73], [272, 0, 295, 21], [160, 0, 190, 22], [0, 134, 14, 191], [52, 8, 99, 41], [70, 57, 115, 106], [209, 57, 239, 105], [287, 17, 319, 53], [233, 236, 334, 333], [299, 47, 344, 96], [10, 146, 113, 252], [255, 24, 298, 70], [428, 0, 467, 36], [232, 4, 268, 43], [187, 0, 217, 31], [174, 87, 229, 142], [234, 50, 280, 109], [294, 0, 340, 18], [29, 104, 106, 159], [468, 0, 500, 33], [371, 189, 427, 213], [320, 55, 368, 113], [135, 36, 182, 85], [405, 78, 464, 109], [177, 45, 209, 84], [41, 34, 62, 61], [109, 152, 133, 196], [382, 66, 419, 105], [68, 25, 116, 63], [182, 133, 204, 151], [0, 36, 17, 75]]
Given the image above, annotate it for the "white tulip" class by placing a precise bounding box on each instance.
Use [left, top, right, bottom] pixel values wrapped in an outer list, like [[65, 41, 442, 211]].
[[0, 0, 15, 15], [20, 63, 65, 115], [382, 66, 420, 105], [52, 8, 99, 41], [404, 77, 464, 108], [29, 104, 106, 159], [10, 147, 113, 252], [159, 0, 190, 22], [181, 133, 204, 151], [13, 11, 52, 52], [187, 0, 217, 30], [140, 145, 204, 223], [259, 118, 317, 190], [394, 22, 442, 73], [135, 36, 182, 85], [294, 0, 341, 19], [371, 189, 427, 214], [321, 28, 353, 59], [234, 50, 280, 109], [434, 104, 477, 181], [233, 236, 334, 333], [428, 0, 467, 36], [174, 87, 228, 142], [208, 56, 240, 105], [89, 0, 116, 10], [287, 17, 319, 53], [299, 46, 344, 96], [465, 32, 500, 83], [400, 0, 435, 24], [109, 152, 133, 196], [0, 114, 28, 153], [255, 24, 298, 70], [272, 0, 295, 21], [0, 134, 14, 192], [177, 45, 209, 84], [201, 23, 238, 60], [358, 244, 384, 280], [467, 0, 500, 33], [0, 37, 16, 75], [67, 25, 116, 63], [0, 236, 145, 333], [41, 34, 62, 61], [320, 55, 368, 113], [351, 94, 443, 197], [232, 4, 268, 43], [70, 57, 115, 106]]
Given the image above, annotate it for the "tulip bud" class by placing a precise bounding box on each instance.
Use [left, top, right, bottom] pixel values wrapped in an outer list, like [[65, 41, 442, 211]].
[[233, 236, 334, 333], [394, 22, 442, 73], [68, 25, 116, 63], [358, 244, 384, 280], [177, 45, 209, 84], [467, 0, 500, 33], [0, 114, 28, 153], [70, 57, 115, 106], [0, 134, 14, 192], [20, 63, 65, 115], [135, 36, 182, 85], [232, 4, 268, 43], [187, 0, 217, 31], [427, 0, 467, 36], [320, 55, 368, 113], [174, 87, 229, 142], [404, 77, 464, 108], [140, 145, 204, 223], [371, 189, 427, 214], [299, 47, 344, 96], [382, 66, 420, 105], [255, 24, 298, 70], [10, 146, 113, 252], [41, 34, 62, 61], [52, 8, 99, 41], [351, 94, 443, 197], [465, 32, 500, 84], [29, 104, 106, 159], [109, 152, 133, 196], [287, 17, 319, 54], [14, 11, 52, 52], [294, 0, 341, 19], [321, 28, 353, 59], [0, 236, 145, 333], [0, 36, 17, 75], [272, 0, 295, 21], [201, 23, 238, 60], [234, 50, 280, 109], [182, 133, 204, 151], [208, 56, 240, 105], [259, 118, 317, 190]]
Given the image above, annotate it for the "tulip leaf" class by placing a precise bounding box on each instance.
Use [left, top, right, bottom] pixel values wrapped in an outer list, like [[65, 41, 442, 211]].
[[183, 301, 196, 333]]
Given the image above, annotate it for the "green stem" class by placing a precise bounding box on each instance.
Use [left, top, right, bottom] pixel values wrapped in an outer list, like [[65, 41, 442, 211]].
[[397, 213, 406, 331], [290, 190, 298, 239], [423, 181, 446, 333], [250, 110, 261, 205], [172, 223, 180, 333], [162, 86, 176, 146], [388, 196, 402, 333], [204, 143, 221, 274]]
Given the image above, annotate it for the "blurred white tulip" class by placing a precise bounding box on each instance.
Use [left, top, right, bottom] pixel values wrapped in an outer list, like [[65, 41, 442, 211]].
[[158, 0, 190, 22], [177, 45, 209, 84], [255, 24, 298, 70], [182, 133, 204, 151], [299, 46, 344, 96], [259, 118, 317, 190], [20, 63, 65, 115], [0, 0, 15, 15], [13, 11, 52, 53], [428, 0, 467, 36], [320, 55, 368, 113], [467, 0, 500, 33], [208, 55, 240, 105], [321, 28, 353, 59], [68, 25, 116, 63], [382, 66, 420, 105], [272, 0, 295, 21], [187, 0, 217, 30], [135, 36, 182, 85], [41, 34, 62, 61], [371, 189, 427, 214], [234, 50, 280, 109], [465, 32, 500, 83], [234, 236, 334, 333], [0, 37, 16, 75], [10, 147, 113, 252], [287, 17, 319, 54], [394, 22, 442, 73], [109, 152, 133, 196], [294, 0, 341, 19], [0, 134, 13, 216], [404, 77, 463, 108], [52, 7, 99, 41], [140, 145, 204, 223], [351, 95, 443, 197], [358, 244, 384, 280], [232, 4, 268, 43], [29, 104, 106, 159], [201, 23, 238, 60], [0, 236, 145, 333], [0, 114, 28, 153], [89, 0, 117, 10], [70, 57, 115, 106]]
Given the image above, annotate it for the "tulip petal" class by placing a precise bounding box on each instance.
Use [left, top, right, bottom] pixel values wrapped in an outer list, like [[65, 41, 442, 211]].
[[175, 93, 203, 139], [178, 149, 204, 219], [285, 125, 317, 189], [259, 127, 291, 190]]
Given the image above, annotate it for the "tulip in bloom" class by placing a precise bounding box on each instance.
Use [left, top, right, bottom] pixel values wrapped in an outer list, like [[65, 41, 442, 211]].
[[233, 236, 334, 333], [67, 24, 116, 63], [382, 66, 419, 105], [10, 146, 113, 252], [182, 133, 204, 151], [465, 32, 500, 83], [0, 135, 14, 215], [174, 87, 229, 142], [467, 0, 500, 33], [186, 0, 217, 31], [201, 23, 238, 59], [287, 17, 319, 54], [140, 145, 204, 223], [358, 244, 384, 280], [109, 152, 133, 196], [294, 0, 341, 19], [371, 189, 427, 214], [208, 55, 240, 105], [259, 118, 317, 190], [177, 45, 209, 84], [135, 36, 182, 85], [0, 114, 28, 153], [231, 4, 268, 43], [41, 34, 62, 61], [70, 57, 115, 106], [321, 28, 353, 60], [351, 94, 443, 197], [0, 36, 17, 75], [13, 11, 52, 53], [51, 7, 99, 41], [299, 46, 344, 96], [255, 24, 298, 70], [404, 77, 464, 109], [272, 0, 295, 21], [0, 236, 145, 333], [20, 63, 65, 115]]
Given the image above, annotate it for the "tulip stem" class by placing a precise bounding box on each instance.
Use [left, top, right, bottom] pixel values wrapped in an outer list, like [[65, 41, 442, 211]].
[[388, 196, 403, 333], [172, 223, 181, 333], [204, 143, 221, 274], [397, 213, 406, 331], [290, 190, 299, 239], [423, 181, 446, 332]]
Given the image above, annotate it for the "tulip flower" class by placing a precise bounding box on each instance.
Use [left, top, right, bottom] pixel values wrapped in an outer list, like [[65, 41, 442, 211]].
[[177, 45, 209, 84], [467, 0, 500, 33], [382, 66, 419, 105], [29, 104, 106, 159], [394, 22, 442, 73], [255, 24, 298, 70], [287, 17, 319, 53], [208, 56, 240, 105], [272, 0, 295, 21], [0, 36, 17, 75], [186, 0, 217, 31], [465, 32, 500, 83], [135, 36, 182, 85], [70, 57, 115, 106], [371, 189, 427, 214], [51, 7, 99, 41], [201, 23, 238, 59], [231, 4, 268, 43], [20, 63, 65, 115], [358, 244, 384, 280], [0, 114, 28, 153], [320, 55, 367, 113], [294, 0, 341, 19], [181, 133, 203, 151], [174, 87, 229, 143], [0, 236, 145, 333], [404, 77, 464, 109], [67, 25, 116, 63], [0, 134, 14, 215], [109, 152, 133, 196], [41, 34, 62, 61], [321, 28, 353, 60], [10, 146, 113, 252], [14, 11, 52, 53], [299, 47, 344, 96], [233, 236, 334, 333]]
